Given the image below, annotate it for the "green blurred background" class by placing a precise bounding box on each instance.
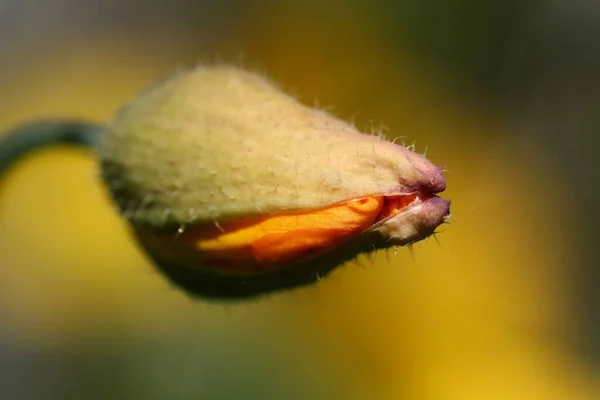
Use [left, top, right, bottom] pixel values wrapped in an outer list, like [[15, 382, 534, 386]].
[[1, 1, 599, 399]]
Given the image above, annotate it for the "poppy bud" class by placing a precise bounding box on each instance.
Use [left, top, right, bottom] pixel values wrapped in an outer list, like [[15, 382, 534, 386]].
[[98, 66, 450, 299]]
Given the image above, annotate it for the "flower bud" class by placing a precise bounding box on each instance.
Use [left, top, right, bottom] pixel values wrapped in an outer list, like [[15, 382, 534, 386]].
[[98, 66, 450, 299]]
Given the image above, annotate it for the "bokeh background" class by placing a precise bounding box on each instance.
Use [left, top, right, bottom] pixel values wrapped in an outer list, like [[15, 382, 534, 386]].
[[1, 1, 599, 399]]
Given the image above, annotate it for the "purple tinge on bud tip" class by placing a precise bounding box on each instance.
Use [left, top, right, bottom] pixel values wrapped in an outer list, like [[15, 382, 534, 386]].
[[404, 150, 447, 194]]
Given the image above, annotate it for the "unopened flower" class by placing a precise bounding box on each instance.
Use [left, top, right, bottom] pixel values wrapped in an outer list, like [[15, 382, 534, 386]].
[[98, 66, 450, 299]]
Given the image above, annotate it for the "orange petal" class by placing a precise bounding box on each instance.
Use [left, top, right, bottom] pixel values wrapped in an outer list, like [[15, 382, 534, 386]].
[[147, 196, 385, 274], [252, 227, 355, 265]]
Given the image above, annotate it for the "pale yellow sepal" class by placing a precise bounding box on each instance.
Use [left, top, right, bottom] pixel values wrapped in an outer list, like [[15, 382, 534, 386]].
[[99, 66, 433, 227]]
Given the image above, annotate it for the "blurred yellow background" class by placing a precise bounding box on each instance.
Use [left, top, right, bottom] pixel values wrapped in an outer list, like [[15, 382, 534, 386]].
[[1, 1, 598, 399]]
